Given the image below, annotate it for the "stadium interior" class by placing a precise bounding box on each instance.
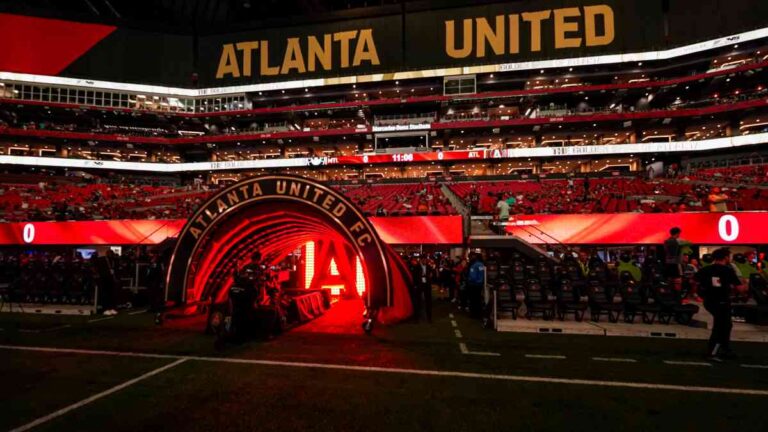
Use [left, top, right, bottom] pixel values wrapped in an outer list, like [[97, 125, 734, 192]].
[[1, 1, 768, 431]]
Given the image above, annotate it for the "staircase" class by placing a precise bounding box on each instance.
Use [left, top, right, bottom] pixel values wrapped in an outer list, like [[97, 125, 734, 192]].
[[440, 184, 469, 216]]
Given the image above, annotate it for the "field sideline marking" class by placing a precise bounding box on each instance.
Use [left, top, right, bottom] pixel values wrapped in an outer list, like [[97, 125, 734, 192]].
[[88, 317, 115, 323], [9, 358, 187, 432], [592, 357, 637, 363], [128, 309, 149, 315], [526, 354, 567, 360], [1, 345, 768, 397], [18, 325, 71, 334], [741, 364, 768, 369], [664, 360, 712, 367]]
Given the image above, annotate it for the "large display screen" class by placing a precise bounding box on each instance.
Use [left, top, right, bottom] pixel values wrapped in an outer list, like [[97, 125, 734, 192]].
[[0, 216, 464, 246], [504, 212, 768, 245]]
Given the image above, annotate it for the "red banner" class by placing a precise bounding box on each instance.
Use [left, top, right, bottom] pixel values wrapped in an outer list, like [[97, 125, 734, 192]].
[[0, 216, 463, 246], [504, 212, 768, 245], [0, 220, 187, 246], [370, 215, 463, 244]]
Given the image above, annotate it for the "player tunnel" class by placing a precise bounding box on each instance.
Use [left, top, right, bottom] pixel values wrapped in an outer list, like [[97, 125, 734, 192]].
[[165, 175, 413, 324]]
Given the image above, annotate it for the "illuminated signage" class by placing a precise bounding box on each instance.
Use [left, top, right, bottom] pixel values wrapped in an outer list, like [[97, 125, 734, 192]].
[[0, 132, 766, 172], [504, 213, 768, 245], [216, 29, 380, 80], [445, 5, 614, 60], [371, 124, 431, 132], [3, 5, 768, 93], [0, 216, 463, 246]]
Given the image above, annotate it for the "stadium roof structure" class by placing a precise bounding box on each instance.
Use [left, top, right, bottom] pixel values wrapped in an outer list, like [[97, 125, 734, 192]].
[[0, 0, 514, 33]]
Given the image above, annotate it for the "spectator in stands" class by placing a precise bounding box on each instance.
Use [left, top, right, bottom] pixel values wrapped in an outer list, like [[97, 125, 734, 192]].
[[375, 204, 387, 217], [707, 187, 729, 212], [505, 194, 517, 207], [696, 248, 745, 362], [583, 176, 590, 199], [496, 193, 510, 221]]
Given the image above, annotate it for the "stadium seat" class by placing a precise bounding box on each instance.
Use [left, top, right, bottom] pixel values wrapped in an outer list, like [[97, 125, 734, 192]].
[[495, 277, 525, 320], [524, 279, 556, 320], [555, 278, 588, 321], [619, 273, 660, 324], [586, 280, 623, 323], [650, 280, 699, 325]]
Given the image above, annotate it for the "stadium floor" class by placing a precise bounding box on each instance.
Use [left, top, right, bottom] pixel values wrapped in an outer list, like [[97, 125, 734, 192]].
[[1, 301, 767, 432]]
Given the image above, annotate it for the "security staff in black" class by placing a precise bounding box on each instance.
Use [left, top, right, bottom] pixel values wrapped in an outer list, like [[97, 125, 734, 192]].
[[695, 248, 745, 361]]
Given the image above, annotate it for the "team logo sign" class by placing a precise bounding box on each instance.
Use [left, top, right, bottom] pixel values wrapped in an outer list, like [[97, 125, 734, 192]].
[[166, 175, 392, 308]]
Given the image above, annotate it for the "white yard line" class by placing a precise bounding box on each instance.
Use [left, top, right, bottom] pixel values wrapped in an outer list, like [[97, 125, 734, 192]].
[[663, 360, 712, 367], [464, 350, 502, 357], [2, 345, 768, 397], [459, 342, 469, 354], [525, 354, 567, 360], [592, 357, 638, 363], [9, 358, 188, 432], [18, 325, 71, 334], [87, 316, 115, 323], [740, 364, 768, 369], [128, 309, 149, 315]]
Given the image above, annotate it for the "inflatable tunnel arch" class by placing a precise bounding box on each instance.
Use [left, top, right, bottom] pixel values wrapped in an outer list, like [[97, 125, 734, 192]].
[[165, 175, 413, 324]]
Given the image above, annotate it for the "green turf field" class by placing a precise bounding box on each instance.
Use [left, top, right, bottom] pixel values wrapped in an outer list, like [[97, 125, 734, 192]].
[[1, 302, 767, 431]]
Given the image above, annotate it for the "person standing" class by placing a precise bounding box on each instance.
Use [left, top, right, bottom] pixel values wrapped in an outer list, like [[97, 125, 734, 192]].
[[758, 251, 768, 277], [409, 256, 435, 322], [496, 194, 510, 233], [663, 227, 690, 291], [707, 187, 729, 212], [696, 248, 746, 362], [466, 253, 486, 318]]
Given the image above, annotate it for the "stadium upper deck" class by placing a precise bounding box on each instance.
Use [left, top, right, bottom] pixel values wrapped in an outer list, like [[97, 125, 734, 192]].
[[0, 0, 767, 177]]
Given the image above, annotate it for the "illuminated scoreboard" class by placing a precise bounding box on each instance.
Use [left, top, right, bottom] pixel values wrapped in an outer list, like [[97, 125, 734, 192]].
[[333, 150, 484, 165]]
